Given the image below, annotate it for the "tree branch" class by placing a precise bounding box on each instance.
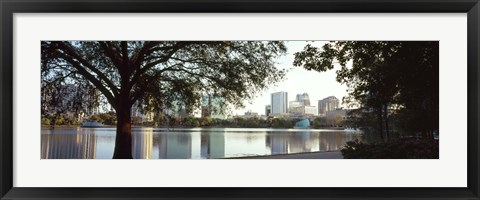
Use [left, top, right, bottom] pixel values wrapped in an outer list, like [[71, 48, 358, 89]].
[[129, 42, 190, 88], [55, 42, 120, 96], [53, 50, 117, 110], [98, 41, 123, 69]]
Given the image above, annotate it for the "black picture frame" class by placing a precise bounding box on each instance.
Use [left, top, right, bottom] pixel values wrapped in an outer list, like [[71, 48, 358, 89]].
[[1, 0, 479, 199]]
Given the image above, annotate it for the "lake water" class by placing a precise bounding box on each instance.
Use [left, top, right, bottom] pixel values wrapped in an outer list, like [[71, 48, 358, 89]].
[[41, 127, 362, 159]]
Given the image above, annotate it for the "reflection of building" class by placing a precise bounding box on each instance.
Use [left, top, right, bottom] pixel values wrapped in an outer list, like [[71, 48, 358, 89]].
[[160, 134, 192, 159], [318, 96, 340, 116], [157, 132, 201, 159], [201, 95, 226, 119], [132, 128, 153, 159], [271, 92, 288, 115], [269, 135, 289, 154], [41, 129, 97, 159], [201, 132, 225, 158], [224, 132, 267, 157]]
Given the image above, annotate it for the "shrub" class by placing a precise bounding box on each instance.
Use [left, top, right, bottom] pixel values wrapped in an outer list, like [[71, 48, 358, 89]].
[[41, 117, 51, 125], [341, 138, 439, 159]]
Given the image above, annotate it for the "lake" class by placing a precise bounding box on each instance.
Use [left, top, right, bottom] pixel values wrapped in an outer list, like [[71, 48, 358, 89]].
[[41, 127, 362, 159]]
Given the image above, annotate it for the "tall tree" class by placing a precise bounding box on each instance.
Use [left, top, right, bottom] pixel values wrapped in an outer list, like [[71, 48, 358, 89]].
[[42, 41, 287, 158], [293, 41, 438, 141]]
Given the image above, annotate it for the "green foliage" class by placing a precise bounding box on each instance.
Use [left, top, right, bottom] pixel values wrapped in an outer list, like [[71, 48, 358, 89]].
[[42, 114, 79, 126], [312, 117, 327, 128], [89, 114, 104, 124], [294, 41, 438, 141], [270, 118, 295, 128], [341, 138, 439, 159], [63, 115, 78, 125], [159, 116, 301, 128], [131, 116, 142, 125], [42, 41, 288, 116], [169, 116, 182, 127], [41, 117, 51, 125], [42, 41, 288, 158], [200, 117, 213, 127], [100, 113, 117, 125], [231, 117, 270, 128], [182, 116, 200, 127], [54, 115, 65, 125]]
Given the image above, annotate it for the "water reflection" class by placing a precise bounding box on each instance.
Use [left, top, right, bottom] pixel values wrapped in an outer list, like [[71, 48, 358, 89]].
[[41, 128, 97, 159], [41, 128, 362, 159], [132, 129, 153, 159]]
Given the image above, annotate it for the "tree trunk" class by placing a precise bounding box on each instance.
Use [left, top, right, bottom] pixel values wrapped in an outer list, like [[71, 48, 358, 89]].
[[377, 108, 384, 141], [113, 98, 133, 159], [384, 105, 389, 141]]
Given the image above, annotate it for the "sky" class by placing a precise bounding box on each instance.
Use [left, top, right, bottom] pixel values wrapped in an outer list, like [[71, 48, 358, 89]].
[[232, 41, 349, 116]]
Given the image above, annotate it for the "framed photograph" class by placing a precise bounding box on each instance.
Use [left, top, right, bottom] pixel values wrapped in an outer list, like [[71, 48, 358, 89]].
[[1, 0, 479, 199]]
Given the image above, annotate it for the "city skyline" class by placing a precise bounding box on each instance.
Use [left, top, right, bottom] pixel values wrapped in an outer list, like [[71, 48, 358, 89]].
[[232, 41, 348, 116]]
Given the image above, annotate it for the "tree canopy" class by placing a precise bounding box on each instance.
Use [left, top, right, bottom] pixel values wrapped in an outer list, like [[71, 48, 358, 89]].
[[41, 41, 287, 158], [294, 41, 438, 141], [42, 41, 287, 114]]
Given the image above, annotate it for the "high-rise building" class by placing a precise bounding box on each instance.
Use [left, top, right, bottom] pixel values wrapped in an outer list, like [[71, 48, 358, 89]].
[[271, 92, 288, 115], [296, 93, 311, 106], [288, 101, 303, 113], [289, 93, 314, 114], [265, 105, 271, 116], [318, 96, 340, 116], [201, 95, 226, 119], [290, 105, 318, 116]]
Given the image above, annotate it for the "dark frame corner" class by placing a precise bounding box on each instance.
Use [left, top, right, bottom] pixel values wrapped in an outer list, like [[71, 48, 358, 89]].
[[1, 0, 479, 199]]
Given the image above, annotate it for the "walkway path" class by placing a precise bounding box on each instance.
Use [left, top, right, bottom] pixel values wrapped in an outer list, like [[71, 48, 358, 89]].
[[233, 151, 343, 159]]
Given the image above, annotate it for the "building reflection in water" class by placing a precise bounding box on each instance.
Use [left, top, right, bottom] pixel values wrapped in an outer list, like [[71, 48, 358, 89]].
[[132, 128, 153, 159], [41, 128, 97, 159], [157, 132, 190, 159], [41, 128, 362, 159], [155, 130, 202, 159], [265, 131, 358, 155], [224, 131, 268, 157], [200, 131, 225, 159], [287, 131, 320, 153]]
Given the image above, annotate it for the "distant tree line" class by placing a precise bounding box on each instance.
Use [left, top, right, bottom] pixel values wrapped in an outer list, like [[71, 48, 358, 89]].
[[175, 116, 344, 128], [42, 112, 347, 129], [42, 112, 117, 126]]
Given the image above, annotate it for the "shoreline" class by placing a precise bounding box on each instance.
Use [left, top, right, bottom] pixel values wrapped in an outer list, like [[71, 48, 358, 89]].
[[42, 125, 349, 130], [227, 151, 343, 159]]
